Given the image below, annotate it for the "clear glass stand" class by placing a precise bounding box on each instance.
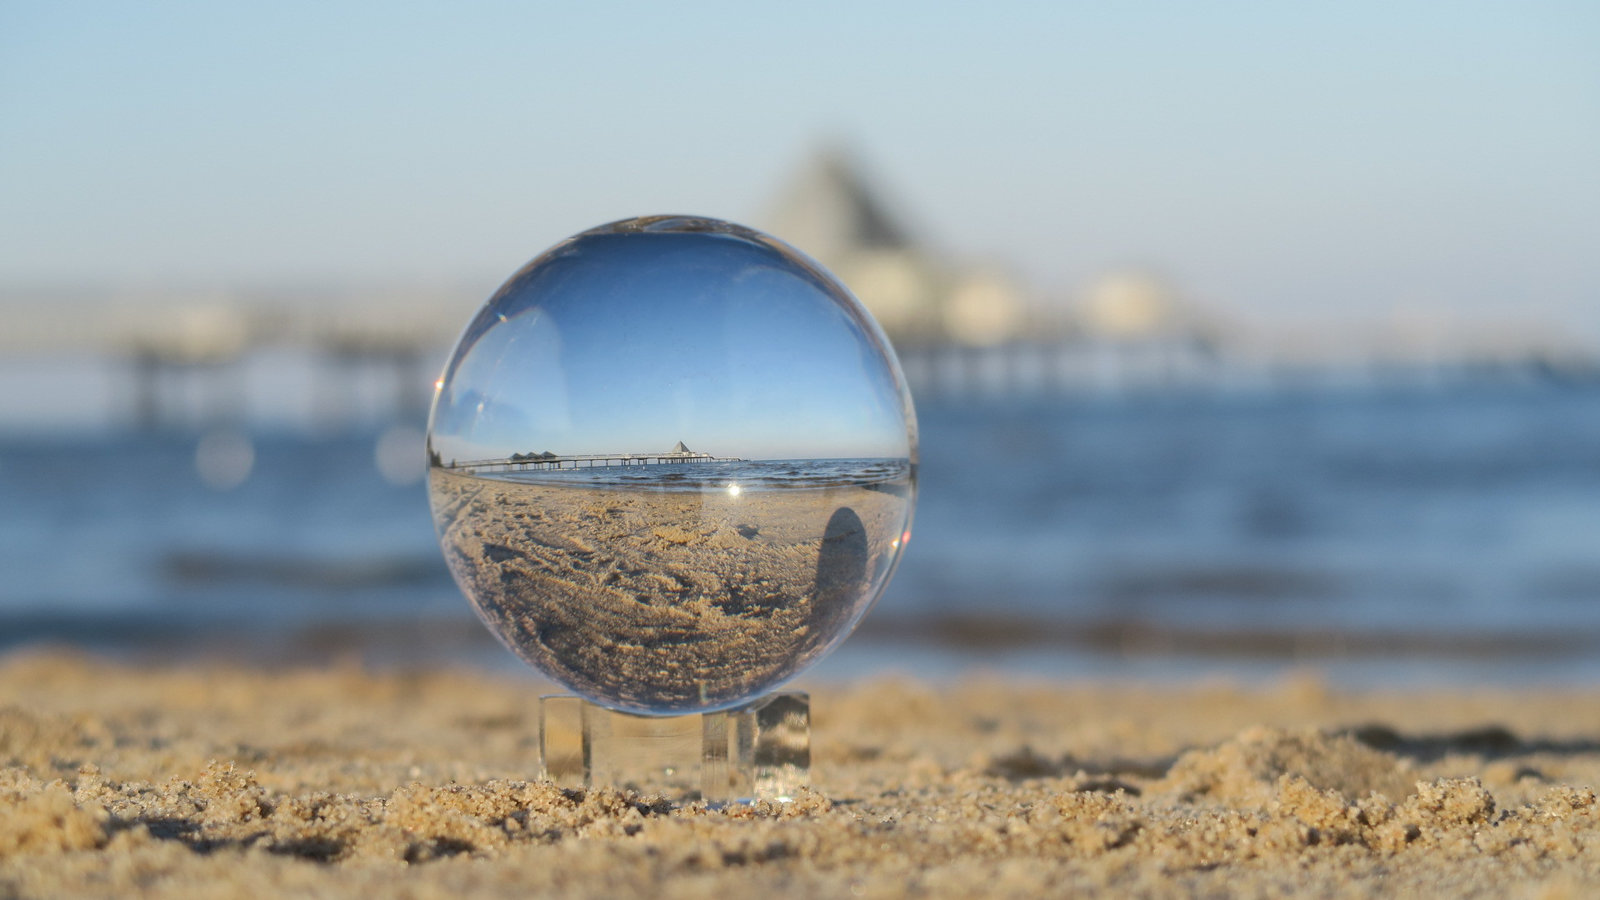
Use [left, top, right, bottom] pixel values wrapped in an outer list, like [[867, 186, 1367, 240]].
[[540, 692, 809, 802]]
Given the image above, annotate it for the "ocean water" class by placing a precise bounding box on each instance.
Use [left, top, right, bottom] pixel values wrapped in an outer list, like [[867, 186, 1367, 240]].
[[5, 380, 1600, 685], [463, 457, 914, 492]]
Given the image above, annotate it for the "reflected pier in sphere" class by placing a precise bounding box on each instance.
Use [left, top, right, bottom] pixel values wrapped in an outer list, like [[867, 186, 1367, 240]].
[[440, 441, 741, 474]]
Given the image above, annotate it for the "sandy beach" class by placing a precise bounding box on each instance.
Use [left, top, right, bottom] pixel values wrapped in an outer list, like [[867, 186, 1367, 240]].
[[2, 651, 1598, 897], [430, 465, 911, 712]]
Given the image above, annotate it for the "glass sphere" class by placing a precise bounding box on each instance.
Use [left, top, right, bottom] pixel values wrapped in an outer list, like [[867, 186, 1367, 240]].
[[427, 215, 917, 715]]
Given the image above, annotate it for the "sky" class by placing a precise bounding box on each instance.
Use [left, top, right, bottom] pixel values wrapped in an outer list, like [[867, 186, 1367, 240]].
[[2, 1, 1598, 340]]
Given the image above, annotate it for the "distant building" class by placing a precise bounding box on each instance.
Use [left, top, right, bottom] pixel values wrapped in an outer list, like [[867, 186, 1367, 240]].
[[757, 148, 1246, 396], [760, 147, 1031, 348], [1079, 270, 1217, 347]]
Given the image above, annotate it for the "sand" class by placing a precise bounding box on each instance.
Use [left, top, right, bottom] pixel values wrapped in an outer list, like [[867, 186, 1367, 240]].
[[429, 467, 911, 712], [3, 651, 1600, 898]]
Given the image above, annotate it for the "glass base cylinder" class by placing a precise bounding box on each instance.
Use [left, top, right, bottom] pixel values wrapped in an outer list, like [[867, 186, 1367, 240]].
[[540, 692, 809, 802]]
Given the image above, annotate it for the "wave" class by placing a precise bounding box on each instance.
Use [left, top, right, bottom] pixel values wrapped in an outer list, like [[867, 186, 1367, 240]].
[[470, 457, 914, 492]]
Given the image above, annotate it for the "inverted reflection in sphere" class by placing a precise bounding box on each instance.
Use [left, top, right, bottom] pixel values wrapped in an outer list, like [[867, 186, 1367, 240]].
[[427, 216, 917, 715]]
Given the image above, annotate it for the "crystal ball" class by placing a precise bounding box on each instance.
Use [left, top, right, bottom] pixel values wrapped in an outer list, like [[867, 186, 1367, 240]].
[[427, 215, 917, 715]]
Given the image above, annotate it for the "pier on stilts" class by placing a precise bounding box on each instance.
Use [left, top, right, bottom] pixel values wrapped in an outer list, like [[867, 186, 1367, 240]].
[[443, 442, 739, 475]]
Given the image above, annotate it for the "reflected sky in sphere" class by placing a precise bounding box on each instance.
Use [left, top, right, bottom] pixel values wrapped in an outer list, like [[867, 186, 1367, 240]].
[[430, 216, 913, 465]]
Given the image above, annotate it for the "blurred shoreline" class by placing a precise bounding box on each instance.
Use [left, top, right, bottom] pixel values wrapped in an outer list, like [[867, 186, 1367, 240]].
[[8, 609, 1600, 691], [8, 375, 1600, 685]]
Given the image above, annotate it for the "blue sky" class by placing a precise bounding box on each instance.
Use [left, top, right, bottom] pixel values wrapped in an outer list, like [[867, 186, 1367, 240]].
[[429, 230, 912, 462], [2, 2, 1597, 334]]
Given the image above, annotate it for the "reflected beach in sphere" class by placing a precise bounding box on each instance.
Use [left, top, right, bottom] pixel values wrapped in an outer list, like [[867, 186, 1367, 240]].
[[427, 216, 917, 715]]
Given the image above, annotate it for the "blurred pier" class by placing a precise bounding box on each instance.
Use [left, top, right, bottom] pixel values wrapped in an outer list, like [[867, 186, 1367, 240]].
[[757, 148, 1592, 402], [0, 285, 476, 432], [2, 147, 1592, 435], [127, 334, 435, 432]]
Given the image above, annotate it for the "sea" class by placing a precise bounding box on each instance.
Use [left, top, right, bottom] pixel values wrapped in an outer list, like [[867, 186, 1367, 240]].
[[7, 376, 1600, 687], [466, 457, 914, 492]]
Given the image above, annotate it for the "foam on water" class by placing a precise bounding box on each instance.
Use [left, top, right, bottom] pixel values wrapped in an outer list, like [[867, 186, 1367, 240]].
[[481, 458, 913, 492]]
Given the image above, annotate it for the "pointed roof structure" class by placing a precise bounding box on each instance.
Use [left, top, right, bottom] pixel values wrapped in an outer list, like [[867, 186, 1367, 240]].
[[761, 146, 914, 268], [759, 145, 1034, 347], [670, 441, 691, 455]]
